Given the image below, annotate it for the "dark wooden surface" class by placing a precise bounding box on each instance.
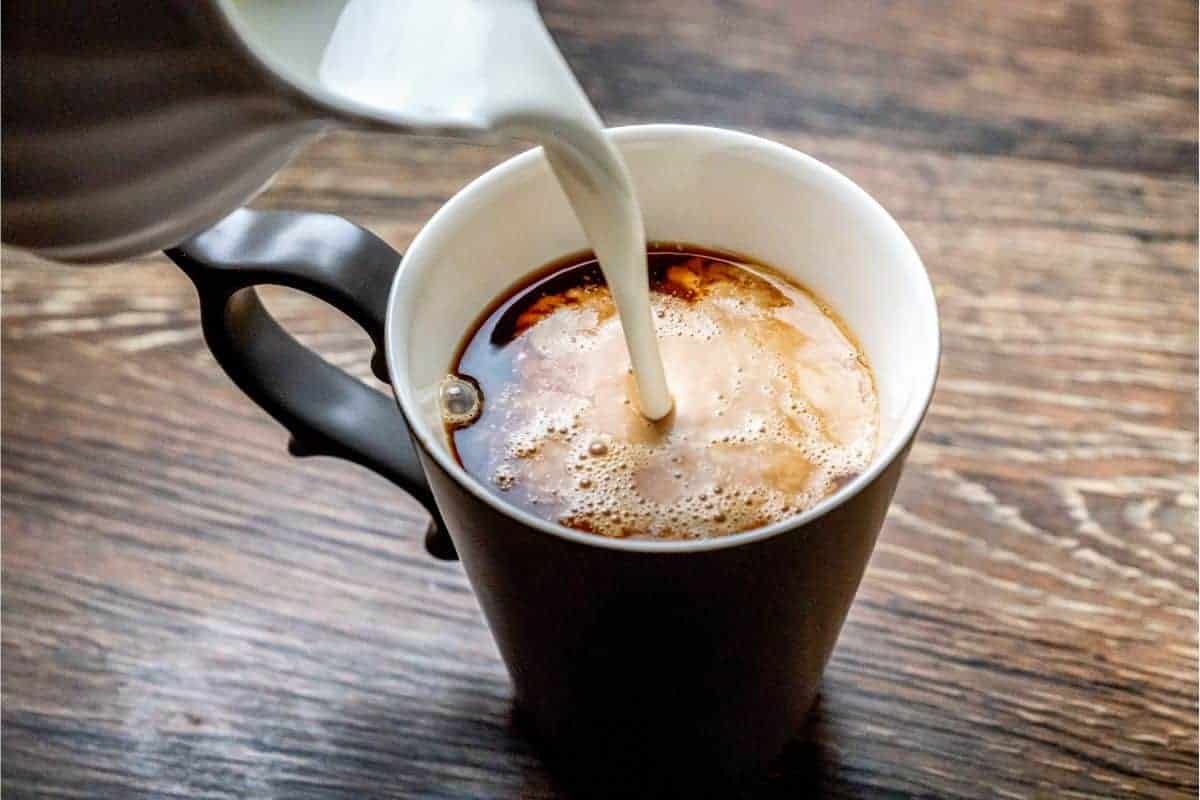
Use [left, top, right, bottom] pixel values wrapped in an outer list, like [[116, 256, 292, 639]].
[[3, 1, 1197, 797]]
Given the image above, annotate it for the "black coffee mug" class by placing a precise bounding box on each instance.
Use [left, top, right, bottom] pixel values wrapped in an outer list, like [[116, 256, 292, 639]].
[[166, 126, 940, 780]]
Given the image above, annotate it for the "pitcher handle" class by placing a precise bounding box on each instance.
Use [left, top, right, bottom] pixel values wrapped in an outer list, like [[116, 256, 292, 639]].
[[165, 209, 457, 560]]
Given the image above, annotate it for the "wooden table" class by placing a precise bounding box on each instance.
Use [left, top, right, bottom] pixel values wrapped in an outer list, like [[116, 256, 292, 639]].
[[4, 1, 1196, 796]]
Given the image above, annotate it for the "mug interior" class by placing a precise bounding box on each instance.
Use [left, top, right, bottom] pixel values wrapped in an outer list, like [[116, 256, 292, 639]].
[[387, 124, 938, 550]]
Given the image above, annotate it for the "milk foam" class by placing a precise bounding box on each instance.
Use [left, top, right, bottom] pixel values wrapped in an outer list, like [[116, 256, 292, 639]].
[[452, 256, 878, 539]]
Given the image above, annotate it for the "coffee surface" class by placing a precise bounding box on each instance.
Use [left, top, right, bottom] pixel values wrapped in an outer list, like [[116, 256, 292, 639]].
[[447, 248, 878, 539]]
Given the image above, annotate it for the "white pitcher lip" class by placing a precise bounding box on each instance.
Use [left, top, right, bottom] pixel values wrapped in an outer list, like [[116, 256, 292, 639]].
[[212, 0, 494, 136]]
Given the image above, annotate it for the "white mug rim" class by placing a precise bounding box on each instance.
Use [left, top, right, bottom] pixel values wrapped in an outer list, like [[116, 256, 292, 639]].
[[386, 124, 940, 554]]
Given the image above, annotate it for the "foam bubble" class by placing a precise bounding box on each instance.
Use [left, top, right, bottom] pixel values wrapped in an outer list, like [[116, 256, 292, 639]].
[[439, 375, 482, 427]]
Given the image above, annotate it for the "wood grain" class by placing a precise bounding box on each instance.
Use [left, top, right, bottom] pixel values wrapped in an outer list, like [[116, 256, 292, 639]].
[[3, 1, 1196, 797]]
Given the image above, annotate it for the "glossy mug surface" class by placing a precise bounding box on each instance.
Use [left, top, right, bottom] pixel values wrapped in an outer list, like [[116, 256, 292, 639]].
[[170, 125, 939, 781]]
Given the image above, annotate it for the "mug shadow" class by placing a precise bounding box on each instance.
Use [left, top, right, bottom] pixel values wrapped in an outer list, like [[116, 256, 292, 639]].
[[516, 694, 844, 800], [332, 684, 845, 799], [325, 681, 554, 798]]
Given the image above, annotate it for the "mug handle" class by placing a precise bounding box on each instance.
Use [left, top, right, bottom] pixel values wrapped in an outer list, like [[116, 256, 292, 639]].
[[165, 208, 458, 561]]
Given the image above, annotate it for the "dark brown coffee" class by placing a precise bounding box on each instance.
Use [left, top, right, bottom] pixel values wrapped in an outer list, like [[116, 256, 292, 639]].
[[443, 246, 878, 540]]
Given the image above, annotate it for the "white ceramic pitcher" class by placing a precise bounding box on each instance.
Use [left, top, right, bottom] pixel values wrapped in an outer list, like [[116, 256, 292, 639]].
[[2, 0, 588, 263]]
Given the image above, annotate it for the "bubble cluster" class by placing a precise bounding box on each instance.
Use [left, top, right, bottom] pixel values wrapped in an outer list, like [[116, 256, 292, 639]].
[[451, 255, 879, 540]]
